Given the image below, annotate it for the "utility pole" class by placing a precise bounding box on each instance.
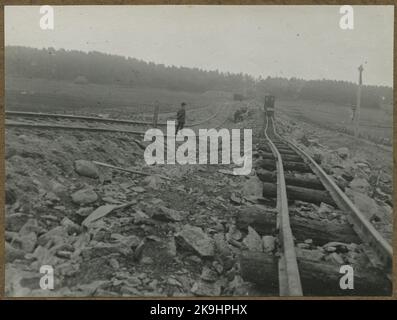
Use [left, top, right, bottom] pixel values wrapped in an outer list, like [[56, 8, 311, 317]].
[[152, 100, 159, 128], [354, 64, 364, 137]]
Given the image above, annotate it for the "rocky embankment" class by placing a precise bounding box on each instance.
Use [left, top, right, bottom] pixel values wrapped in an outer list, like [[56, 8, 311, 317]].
[[5, 107, 392, 297], [5, 113, 276, 297]]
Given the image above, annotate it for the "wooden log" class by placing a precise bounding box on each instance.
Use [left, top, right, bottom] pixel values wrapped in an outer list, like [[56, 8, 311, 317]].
[[259, 152, 302, 162], [258, 145, 272, 153], [274, 145, 294, 151], [291, 215, 360, 244], [258, 152, 275, 160], [282, 154, 303, 162], [278, 150, 299, 156], [236, 207, 359, 245], [239, 251, 279, 294], [262, 182, 335, 205], [283, 161, 312, 173], [241, 252, 391, 296], [257, 169, 325, 190], [255, 159, 276, 171], [256, 159, 312, 173], [273, 143, 290, 148], [236, 207, 278, 235]]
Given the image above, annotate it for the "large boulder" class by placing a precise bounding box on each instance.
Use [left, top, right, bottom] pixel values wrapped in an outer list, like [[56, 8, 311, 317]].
[[37, 226, 69, 247], [336, 147, 350, 160], [175, 225, 215, 257], [144, 175, 165, 190], [349, 177, 371, 195], [81, 242, 132, 259], [50, 180, 68, 197], [242, 226, 263, 252], [18, 232, 37, 253], [71, 188, 98, 205], [262, 235, 276, 253], [191, 280, 221, 296], [345, 188, 378, 221], [296, 248, 325, 262], [152, 206, 184, 222], [5, 242, 25, 262], [242, 176, 263, 199], [74, 160, 99, 179], [6, 213, 30, 232]]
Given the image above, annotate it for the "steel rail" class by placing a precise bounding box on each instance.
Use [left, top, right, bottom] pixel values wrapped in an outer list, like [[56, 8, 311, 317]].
[[5, 106, 222, 128], [5, 111, 154, 126], [274, 123, 393, 270], [5, 103, 230, 136], [5, 121, 146, 135], [264, 115, 303, 296]]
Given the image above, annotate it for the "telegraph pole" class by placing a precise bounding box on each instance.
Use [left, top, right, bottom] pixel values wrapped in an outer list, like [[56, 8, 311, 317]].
[[354, 64, 364, 137], [152, 100, 159, 128]]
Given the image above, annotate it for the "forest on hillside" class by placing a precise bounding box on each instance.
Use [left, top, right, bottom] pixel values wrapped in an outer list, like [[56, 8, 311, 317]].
[[5, 46, 393, 109]]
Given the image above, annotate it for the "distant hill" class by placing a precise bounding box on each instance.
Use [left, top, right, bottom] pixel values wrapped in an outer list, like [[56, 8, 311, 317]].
[[5, 46, 393, 109]]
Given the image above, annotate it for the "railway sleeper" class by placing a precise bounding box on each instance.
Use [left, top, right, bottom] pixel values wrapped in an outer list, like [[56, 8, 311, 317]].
[[240, 251, 391, 296], [276, 147, 297, 154], [272, 142, 289, 147], [258, 145, 298, 156], [257, 152, 302, 163], [256, 169, 325, 190], [256, 159, 312, 173], [236, 207, 359, 245], [262, 182, 335, 206], [278, 150, 300, 156]]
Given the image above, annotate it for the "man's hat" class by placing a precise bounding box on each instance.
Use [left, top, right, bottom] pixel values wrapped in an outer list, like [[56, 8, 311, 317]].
[[181, 102, 186, 106]]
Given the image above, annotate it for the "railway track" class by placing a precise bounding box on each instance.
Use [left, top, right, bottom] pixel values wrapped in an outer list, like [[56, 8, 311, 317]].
[[6, 101, 391, 296], [5, 105, 224, 136], [239, 113, 392, 296]]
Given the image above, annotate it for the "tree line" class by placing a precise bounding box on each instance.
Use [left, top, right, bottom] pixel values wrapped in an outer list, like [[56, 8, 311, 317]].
[[5, 46, 392, 109]]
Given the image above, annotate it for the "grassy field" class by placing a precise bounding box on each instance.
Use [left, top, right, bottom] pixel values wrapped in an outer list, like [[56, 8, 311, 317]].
[[5, 76, 232, 121], [277, 99, 393, 146]]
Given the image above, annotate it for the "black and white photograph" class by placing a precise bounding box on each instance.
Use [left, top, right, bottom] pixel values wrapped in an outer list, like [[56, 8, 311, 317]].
[[3, 5, 394, 297]]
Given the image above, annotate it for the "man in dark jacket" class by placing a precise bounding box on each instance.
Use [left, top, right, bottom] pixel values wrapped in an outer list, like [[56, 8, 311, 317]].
[[176, 102, 186, 134]]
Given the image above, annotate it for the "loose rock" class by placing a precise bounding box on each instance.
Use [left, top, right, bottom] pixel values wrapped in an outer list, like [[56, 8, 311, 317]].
[[152, 206, 184, 222], [262, 235, 276, 252], [191, 280, 221, 296], [336, 147, 350, 159], [242, 226, 263, 252], [176, 225, 215, 257], [74, 160, 99, 179], [71, 188, 98, 205]]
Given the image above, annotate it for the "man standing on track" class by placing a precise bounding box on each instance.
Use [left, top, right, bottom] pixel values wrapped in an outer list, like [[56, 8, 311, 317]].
[[176, 102, 186, 134]]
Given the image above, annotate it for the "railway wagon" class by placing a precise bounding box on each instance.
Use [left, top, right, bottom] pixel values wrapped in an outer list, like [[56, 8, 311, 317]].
[[264, 95, 275, 118]]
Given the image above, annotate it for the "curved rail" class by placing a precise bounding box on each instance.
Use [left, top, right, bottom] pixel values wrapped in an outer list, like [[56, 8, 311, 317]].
[[5, 103, 231, 138], [6, 111, 153, 126], [5, 121, 146, 135], [264, 115, 303, 296], [277, 124, 393, 269], [265, 113, 391, 295], [5, 104, 222, 129]]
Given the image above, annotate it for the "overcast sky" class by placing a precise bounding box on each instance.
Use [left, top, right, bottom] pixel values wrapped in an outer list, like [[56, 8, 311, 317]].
[[5, 5, 394, 87]]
